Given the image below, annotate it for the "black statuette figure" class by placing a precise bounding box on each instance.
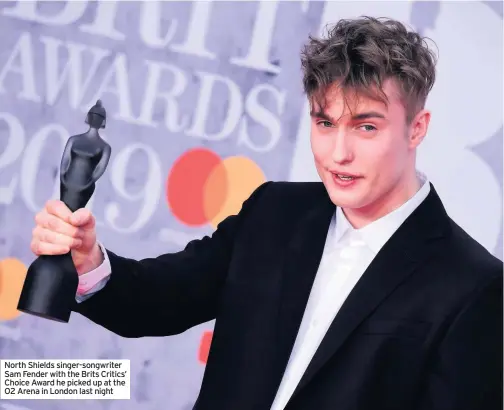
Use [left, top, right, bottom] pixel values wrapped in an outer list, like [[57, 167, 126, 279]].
[[60, 99, 111, 212], [17, 100, 111, 323]]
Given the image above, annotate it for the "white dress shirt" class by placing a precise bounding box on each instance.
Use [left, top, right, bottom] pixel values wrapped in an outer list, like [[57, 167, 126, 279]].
[[269, 173, 430, 410], [76, 173, 431, 410]]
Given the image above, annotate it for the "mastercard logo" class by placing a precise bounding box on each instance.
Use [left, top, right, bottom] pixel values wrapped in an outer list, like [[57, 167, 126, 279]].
[[167, 148, 266, 228]]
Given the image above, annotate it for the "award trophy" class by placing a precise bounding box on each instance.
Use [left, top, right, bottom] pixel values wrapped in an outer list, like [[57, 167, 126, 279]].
[[17, 100, 111, 323]]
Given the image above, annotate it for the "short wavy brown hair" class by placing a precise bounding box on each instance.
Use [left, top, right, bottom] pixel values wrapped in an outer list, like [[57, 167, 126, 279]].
[[301, 16, 438, 123]]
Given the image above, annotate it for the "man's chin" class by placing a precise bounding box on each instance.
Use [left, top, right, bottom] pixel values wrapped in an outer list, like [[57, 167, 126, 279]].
[[326, 190, 364, 209]]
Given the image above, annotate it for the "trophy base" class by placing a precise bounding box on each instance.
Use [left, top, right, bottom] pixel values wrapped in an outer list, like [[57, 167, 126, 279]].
[[16, 308, 70, 323], [17, 253, 79, 323]]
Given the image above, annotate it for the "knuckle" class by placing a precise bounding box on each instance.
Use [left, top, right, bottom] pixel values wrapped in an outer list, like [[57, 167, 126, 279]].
[[37, 214, 48, 228], [30, 240, 38, 254], [60, 232, 73, 247], [40, 228, 51, 244], [34, 212, 43, 225], [33, 226, 43, 241], [47, 216, 59, 231], [66, 225, 77, 239], [72, 237, 82, 248], [47, 200, 66, 218], [45, 199, 57, 212], [72, 227, 82, 238], [62, 233, 72, 245]]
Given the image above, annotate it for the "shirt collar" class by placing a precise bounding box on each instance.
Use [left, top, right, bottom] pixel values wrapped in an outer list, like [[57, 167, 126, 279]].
[[333, 172, 431, 253]]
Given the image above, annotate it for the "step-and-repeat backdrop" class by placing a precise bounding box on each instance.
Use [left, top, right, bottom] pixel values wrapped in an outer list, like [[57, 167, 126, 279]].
[[0, 1, 502, 409]]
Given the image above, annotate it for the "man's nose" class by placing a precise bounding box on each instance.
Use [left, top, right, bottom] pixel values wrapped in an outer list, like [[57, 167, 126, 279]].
[[331, 133, 353, 164]]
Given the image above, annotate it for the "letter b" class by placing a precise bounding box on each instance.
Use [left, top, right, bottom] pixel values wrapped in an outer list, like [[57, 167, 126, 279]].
[[2, 1, 88, 26]]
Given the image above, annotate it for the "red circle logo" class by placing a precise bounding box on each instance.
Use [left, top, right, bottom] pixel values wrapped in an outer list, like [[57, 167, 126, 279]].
[[166, 148, 266, 228]]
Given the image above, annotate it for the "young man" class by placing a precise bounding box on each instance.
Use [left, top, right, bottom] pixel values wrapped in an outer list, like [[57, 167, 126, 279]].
[[30, 17, 502, 410]]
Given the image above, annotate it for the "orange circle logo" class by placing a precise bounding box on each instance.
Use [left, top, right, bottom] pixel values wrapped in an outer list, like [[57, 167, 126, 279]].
[[0, 258, 27, 321], [166, 148, 266, 228]]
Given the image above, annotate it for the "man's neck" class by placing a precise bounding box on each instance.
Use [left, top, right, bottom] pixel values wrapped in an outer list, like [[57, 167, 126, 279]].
[[343, 171, 422, 229]]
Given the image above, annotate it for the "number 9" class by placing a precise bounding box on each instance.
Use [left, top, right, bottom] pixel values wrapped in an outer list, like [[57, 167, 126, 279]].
[[105, 143, 162, 233]]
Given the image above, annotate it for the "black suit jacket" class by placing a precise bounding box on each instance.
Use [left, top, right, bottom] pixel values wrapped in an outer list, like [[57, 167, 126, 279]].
[[73, 181, 503, 410]]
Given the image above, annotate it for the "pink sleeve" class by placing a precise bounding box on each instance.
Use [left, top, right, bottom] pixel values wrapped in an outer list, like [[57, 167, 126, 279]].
[[76, 242, 112, 295]]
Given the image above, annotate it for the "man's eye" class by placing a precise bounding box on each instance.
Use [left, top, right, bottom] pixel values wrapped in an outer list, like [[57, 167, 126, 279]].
[[360, 124, 377, 132], [318, 121, 332, 128]]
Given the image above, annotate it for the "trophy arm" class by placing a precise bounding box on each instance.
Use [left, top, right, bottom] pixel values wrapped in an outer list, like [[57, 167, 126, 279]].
[[60, 138, 73, 176], [91, 144, 111, 182]]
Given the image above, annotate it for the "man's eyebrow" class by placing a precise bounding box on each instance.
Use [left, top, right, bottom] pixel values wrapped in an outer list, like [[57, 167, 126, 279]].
[[310, 110, 336, 123], [351, 111, 386, 120], [310, 110, 386, 123]]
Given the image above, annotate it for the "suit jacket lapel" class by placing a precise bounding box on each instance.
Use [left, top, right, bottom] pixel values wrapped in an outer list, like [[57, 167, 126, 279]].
[[287, 184, 451, 400], [267, 185, 335, 398]]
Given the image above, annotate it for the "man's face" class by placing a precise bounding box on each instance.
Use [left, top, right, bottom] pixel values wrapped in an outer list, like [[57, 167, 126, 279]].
[[310, 79, 429, 218]]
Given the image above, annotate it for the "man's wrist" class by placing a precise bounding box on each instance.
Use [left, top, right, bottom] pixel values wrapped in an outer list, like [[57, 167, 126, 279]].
[[77, 243, 105, 276]]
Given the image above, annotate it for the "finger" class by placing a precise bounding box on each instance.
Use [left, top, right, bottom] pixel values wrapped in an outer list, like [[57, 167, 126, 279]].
[[31, 239, 70, 256], [36, 214, 83, 238], [36, 227, 82, 249], [70, 208, 95, 230], [45, 200, 72, 223]]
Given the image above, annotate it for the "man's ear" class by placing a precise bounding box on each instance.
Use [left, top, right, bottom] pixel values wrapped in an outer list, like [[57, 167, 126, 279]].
[[409, 109, 431, 148]]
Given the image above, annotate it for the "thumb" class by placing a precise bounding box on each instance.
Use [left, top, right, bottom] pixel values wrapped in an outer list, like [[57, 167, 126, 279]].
[[71, 208, 95, 229]]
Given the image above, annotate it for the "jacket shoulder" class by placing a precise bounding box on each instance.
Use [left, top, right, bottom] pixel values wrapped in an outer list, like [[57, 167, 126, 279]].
[[251, 180, 328, 212], [445, 219, 502, 283]]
